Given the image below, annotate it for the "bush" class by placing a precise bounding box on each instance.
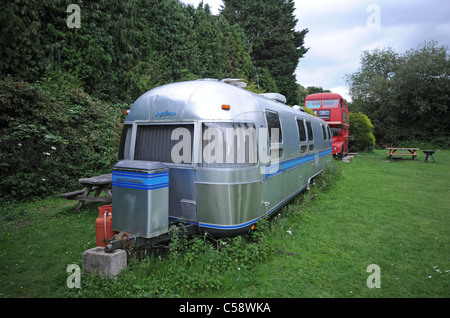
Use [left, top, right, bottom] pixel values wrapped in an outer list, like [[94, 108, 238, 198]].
[[349, 111, 376, 152], [0, 75, 126, 200]]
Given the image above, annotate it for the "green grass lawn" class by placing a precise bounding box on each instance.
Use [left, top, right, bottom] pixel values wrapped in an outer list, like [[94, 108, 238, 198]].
[[243, 150, 450, 298], [1, 150, 449, 298]]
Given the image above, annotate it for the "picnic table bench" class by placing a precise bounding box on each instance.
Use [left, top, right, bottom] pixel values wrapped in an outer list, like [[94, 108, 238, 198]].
[[61, 174, 112, 211], [386, 147, 419, 160], [423, 150, 438, 163]]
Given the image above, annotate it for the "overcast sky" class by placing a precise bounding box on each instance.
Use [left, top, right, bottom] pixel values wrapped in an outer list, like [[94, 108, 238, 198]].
[[180, 0, 450, 101]]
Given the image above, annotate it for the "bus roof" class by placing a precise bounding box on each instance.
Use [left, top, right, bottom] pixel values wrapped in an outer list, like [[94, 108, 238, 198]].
[[305, 93, 343, 100]]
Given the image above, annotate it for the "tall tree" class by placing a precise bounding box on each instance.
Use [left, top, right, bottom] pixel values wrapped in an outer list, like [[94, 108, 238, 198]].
[[0, 0, 267, 104], [221, 0, 308, 104], [346, 41, 450, 146], [346, 47, 399, 143]]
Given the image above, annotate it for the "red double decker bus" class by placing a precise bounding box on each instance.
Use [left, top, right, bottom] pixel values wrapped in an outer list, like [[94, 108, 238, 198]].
[[304, 93, 349, 159]]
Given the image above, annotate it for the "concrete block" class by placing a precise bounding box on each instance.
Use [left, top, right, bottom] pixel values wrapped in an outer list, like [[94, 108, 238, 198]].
[[83, 247, 127, 277]]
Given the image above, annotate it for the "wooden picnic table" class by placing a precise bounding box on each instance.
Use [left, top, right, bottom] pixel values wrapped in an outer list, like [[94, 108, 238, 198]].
[[385, 147, 420, 160], [61, 173, 112, 211]]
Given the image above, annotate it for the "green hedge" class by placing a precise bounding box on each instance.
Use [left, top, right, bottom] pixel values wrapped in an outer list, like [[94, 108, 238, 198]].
[[0, 75, 126, 201], [349, 111, 376, 152]]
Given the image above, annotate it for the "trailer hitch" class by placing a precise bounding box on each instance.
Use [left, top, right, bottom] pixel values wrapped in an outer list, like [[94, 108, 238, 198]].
[[104, 222, 200, 253]]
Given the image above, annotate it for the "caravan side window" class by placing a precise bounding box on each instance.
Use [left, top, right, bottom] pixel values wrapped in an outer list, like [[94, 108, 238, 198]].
[[118, 124, 132, 160], [265, 110, 282, 143], [321, 125, 327, 140], [265, 110, 283, 158], [296, 118, 308, 154], [305, 121, 314, 151], [297, 119, 306, 142], [306, 121, 313, 141]]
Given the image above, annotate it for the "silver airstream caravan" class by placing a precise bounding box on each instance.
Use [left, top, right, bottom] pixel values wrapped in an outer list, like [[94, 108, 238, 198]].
[[107, 79, 332, 251]]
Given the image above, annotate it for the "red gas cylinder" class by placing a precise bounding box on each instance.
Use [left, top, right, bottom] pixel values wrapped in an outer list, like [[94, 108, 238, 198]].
[[95, 204, 117, 247]]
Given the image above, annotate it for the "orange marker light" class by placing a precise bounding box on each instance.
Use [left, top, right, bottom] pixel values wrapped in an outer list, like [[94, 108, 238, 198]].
[[222, 104, 231, 110]]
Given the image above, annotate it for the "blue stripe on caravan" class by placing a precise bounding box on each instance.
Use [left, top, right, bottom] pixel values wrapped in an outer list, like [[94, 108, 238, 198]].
[[169, 216, 258, 230], [199, 218, 258, 230], [319, 149, 332, 157], [112, 171, 168, 179], [112, 171, 169, 190], [264, 148, 332, 180]]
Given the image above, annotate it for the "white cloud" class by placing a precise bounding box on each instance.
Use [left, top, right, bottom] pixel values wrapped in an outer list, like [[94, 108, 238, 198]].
[[295, 0, 450, 99], [330, 86, 352, 102]]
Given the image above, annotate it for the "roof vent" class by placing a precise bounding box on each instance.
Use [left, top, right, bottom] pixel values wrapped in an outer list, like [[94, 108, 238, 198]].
[[197, 78, 218, 81], [259, 93, 287, 104], [221, 78, 247, 88], [293, 105, 305, 112]]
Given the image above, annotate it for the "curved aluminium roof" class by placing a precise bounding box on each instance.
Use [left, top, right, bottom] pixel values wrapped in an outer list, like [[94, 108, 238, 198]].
[[125, 79, 319, 123]]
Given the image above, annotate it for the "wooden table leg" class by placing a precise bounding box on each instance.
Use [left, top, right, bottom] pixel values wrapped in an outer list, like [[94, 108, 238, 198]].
[[93, 186, 102, 198], [76, 185, 92, 211], [104, 187, 112, 201]]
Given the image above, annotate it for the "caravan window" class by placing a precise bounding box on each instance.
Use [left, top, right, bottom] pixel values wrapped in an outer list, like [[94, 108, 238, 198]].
[[265, 110, 282, 143], [134, 124, 194, 164], [296, 119, 308, 154], [265, 110, 283, 158], [306, 121, 314, 141], [200, 122, 257, 167], [321, 125, 327, 140], [296, 119, 307, 142], [118, 124, 132, 160], [306, 121, 314, 152]]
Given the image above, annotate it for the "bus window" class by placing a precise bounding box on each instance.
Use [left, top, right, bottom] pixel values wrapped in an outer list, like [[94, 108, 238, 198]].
[[322, 99, 339, 108], [344, 112, 349, 123], [331, 128, 342, 137], [305, 100, 321, 109]]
